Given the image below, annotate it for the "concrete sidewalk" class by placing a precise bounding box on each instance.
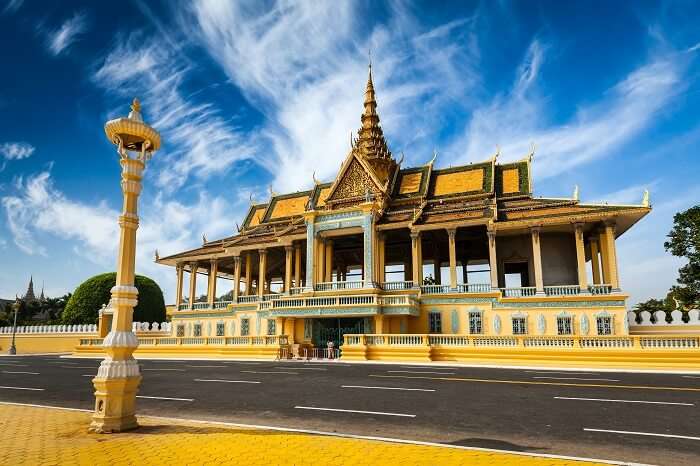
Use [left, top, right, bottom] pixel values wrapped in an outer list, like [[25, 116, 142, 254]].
[[0, 403, 610, 465]]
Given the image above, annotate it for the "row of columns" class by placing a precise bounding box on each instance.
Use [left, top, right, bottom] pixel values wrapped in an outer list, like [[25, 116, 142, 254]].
[[173, 221, 620, 306]]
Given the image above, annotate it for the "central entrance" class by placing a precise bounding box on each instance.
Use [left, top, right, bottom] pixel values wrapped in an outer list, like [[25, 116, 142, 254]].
[[312, 317, 368, 349]]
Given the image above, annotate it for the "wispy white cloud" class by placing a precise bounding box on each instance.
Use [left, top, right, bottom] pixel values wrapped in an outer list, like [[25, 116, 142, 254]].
[[0, 142, 34, 160], [186, 0, 480, 192], [93, 33, 257, 192], [3, 0, 23, 14], [0, 170, 244, 300], [449, 41, 685, 178], [46, 12, 89, 56]]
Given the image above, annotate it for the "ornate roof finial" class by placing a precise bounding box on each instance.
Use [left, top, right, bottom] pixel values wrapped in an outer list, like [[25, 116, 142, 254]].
[[154, 249, 160, 261], [235, 222, 241, 233], [429, 149, 437, 166], [573, 184, 579, 201], [202, 233, 207, 244], [249, 192, 255, 205], [642, 189, 650, 207], [268, 185, 278, 198], [527, 142, 536, 162], [128, 98, 143, 122], [312, 171, 320, 185], [492, 145, 500, 162]]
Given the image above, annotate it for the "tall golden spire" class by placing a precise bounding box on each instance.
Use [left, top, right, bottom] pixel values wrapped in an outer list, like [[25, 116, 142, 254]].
[[355, 62, 394, 185]]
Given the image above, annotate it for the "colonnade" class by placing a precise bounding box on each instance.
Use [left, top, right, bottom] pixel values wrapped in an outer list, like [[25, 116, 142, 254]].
[[173, 221, 620, 308]]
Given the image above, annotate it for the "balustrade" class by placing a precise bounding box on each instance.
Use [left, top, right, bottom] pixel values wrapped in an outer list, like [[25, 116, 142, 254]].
[[543, 285, 581, 296], [588, 284, 613, 295], [456, 283, 492, 293], [420, 285, 450, 294], [236, 295, 259, 304], [380, 281, 415, 291], [500, 287, 537, 297], [315, 281, 367, 291]]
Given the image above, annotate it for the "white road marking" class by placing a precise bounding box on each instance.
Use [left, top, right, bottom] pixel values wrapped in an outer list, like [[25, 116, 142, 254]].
[[681, 375, 700, 379], [527, 371, 600, 375], [0, 386, 44, 391], [143, 368, 186, 372], [275, 367, 327, 371], [341, 385, 435, 392], [136, 395, 194, 402], [186, 365, 227, 368], [533, 377, 620, 382], [240, 370, 299, 375], [555, 397, 694, 406], [2, 371, 39, 375], [387, 370, 455, 375], [294, 406, 415, 418], [584, 428, 700, 441], [194, 379, 261, 384]]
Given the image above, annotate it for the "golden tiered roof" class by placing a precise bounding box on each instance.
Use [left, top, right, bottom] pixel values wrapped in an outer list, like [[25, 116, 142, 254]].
[[156, 67, 651, 265]]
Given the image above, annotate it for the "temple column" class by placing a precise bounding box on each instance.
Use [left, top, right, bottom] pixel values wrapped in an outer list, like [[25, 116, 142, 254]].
[[287, 317, 296, 344], [188, 262, 198, 309], [447, 228, 457, 289], [207, 259, 218, 308], [590, 240, 602, 284], [411, 231, 422, 286], [599, 229, 611, 285], [574, 224, 589, 293], [317, 237, 325, 284], [276, 317, 286, 336], [601, 223, 620, 289], [374, 315, 385, 334], [531, 227, 545, 294], [305, 221, 315, 289], [232, 256, 241, 302], [244, 252, 252, 296], [294, 244, 302, 288], [325, 240, 333, 282], [175, 264, 184, 308], [487, 229, 498, 289], [284, 245, 293, 293], [377, 233, 385, 284], [258, 249, 267, 297], [433, 242, 441, 284], [362, 213, 375, 285]]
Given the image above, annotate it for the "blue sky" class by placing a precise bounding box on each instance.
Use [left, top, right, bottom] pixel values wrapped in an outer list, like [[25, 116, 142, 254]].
[[1, 0, 699, 305]]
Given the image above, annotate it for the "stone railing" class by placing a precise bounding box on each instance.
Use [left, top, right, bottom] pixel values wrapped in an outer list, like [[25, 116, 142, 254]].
[[500, 287, 537, 297], [420, 284, 451, 294], [132, 322, 172, 333], [236, 295, 259, 304], [0, 324, 98, 334], [315, 281, 367, 291], [270, 294, 378, 309], [343, 333, 700, 349], [588, 284, 613, 295], [627, 309, 700, 330], [79, 335, 289, 347], [544, 285, 580, 296], [456, 283, 491, 293], [380, 281, 415, 291]]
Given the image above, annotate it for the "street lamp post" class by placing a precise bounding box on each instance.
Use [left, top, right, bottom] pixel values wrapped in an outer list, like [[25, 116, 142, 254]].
[[89, 99, 160, 433], [8, 296, 19, 355]]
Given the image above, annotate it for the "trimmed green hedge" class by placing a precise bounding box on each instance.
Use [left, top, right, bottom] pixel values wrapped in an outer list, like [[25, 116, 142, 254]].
[[62, 273, 166, 325]]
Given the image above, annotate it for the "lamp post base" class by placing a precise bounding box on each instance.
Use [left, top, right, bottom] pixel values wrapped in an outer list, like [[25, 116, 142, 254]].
[[89, 375, 141, 433]]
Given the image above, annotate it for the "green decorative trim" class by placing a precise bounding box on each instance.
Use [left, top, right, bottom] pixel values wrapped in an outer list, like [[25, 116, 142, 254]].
[[393, 166, 430, 199], [421, 297, 497, 305], [242, 204, 268, 228], [495, 161, 529, 198], [429, 161, 493, 199], [173, 311, 235, 319], [316, 211, 363, 223], [310, 182, 333, 208], [494, 300, 626, 309], [382, 307, 420, 316]]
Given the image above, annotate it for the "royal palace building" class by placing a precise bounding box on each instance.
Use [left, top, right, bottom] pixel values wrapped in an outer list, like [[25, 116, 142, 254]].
[[156, 67, 650, 354]]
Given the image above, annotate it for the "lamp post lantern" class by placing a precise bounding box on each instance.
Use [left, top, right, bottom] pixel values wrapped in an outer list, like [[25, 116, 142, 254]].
[[89, 98, 160, 433]]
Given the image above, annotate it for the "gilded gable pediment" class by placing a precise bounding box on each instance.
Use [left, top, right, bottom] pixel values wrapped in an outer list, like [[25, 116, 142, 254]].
[[327, 157, 382, 205]]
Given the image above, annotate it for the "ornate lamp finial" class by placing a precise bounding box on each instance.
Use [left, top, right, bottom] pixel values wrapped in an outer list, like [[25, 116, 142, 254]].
[[642, 189, 650, 207], [573, 185, 579, 201]]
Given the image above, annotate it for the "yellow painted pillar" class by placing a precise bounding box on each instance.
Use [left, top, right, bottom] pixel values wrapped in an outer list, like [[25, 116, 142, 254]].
[[287, 317, 295, 344], [411, 231, 422, 286], [447, 228, 457, 289], [175, 264, 184, 308], [294, 244, 302, 288], [188, 262, 198, 309], [598, 230, 611, 285], [531, 227, 544, 294], [574, 224, 588, 292], [207, 259, 218, 308], [377, 233, 385, 284], [244, 252, 252, 296], [325, 240, 333, 282], [90, 99, 161, 433], [284, 245, 293, 292], [374, 315, 385, 334], [487, 229, 499, 289], [258, 249, 267, 297], [317, 238, 325, 284], [603, 223, 620, 289], [590, 240, 602, 284], [276, 317, 286, 336], [232, 256, 241, 302]]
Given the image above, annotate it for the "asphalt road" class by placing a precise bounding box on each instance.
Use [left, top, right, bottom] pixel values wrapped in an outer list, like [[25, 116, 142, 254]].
[[0, 355, 698, 465]]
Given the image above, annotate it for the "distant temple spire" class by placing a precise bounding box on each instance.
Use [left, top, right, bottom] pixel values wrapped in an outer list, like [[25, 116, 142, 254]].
[[39, 281, 45, 301], [24, 276, 36, 302]]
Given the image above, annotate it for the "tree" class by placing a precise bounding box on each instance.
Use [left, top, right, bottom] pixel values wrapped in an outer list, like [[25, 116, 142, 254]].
[[62, 273, 166, 325], [664, 205, 700, 309]]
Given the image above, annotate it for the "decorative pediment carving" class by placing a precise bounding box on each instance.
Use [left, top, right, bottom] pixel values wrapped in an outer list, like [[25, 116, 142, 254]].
[[327, 157, 382, 203]]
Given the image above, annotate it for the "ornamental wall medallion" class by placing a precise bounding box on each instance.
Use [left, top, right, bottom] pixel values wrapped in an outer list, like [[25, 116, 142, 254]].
[[493, 314, 501, 334], [537, 314, 546, 335], [580, 314, 590, 335]]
